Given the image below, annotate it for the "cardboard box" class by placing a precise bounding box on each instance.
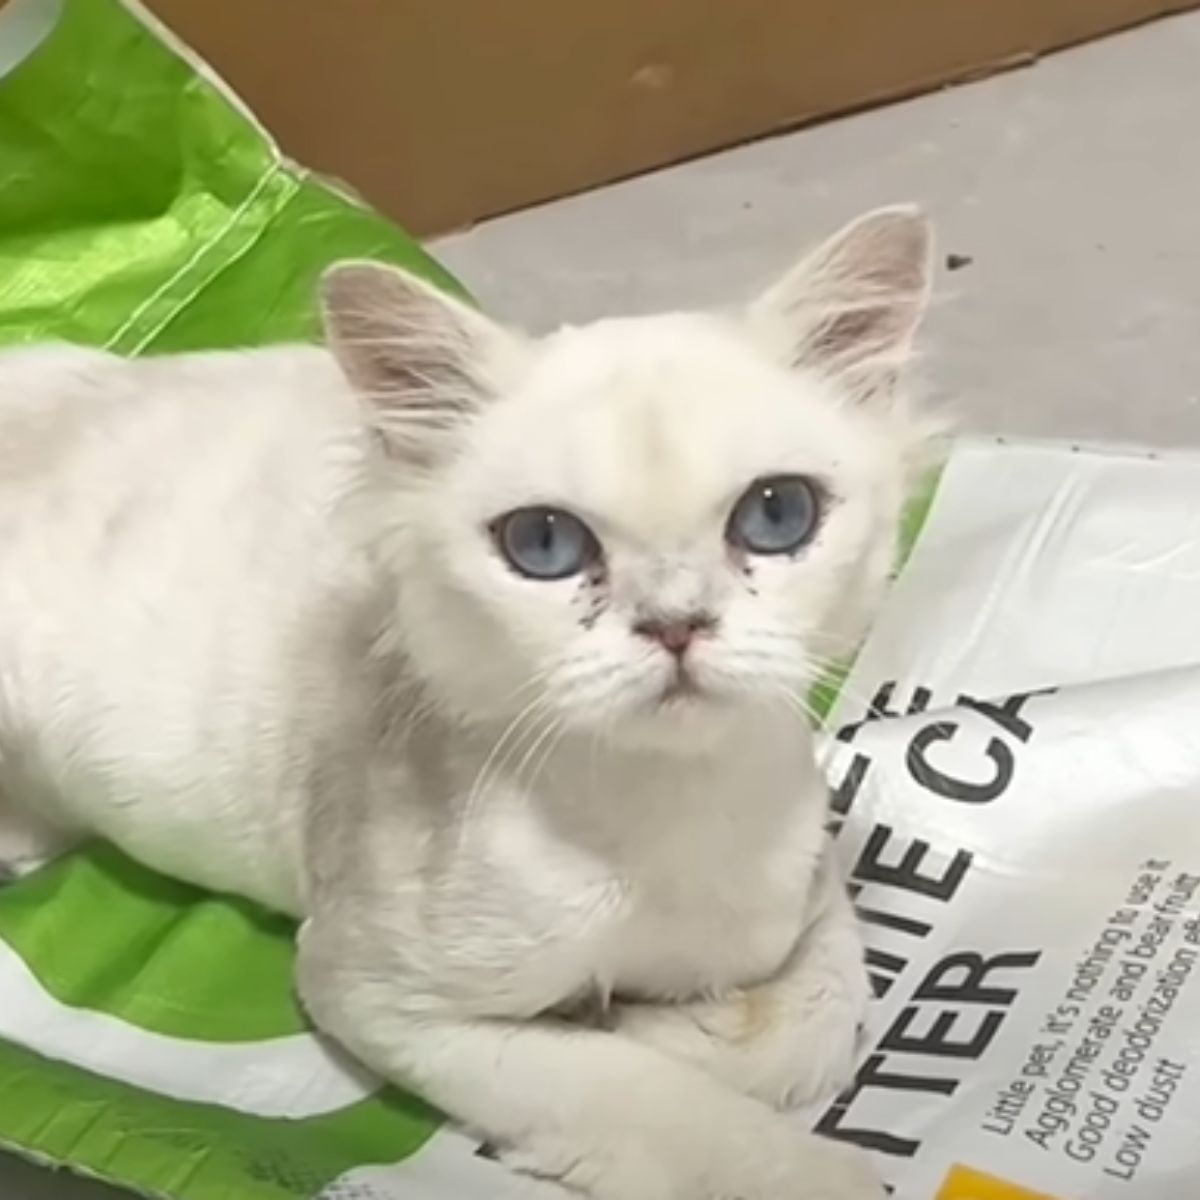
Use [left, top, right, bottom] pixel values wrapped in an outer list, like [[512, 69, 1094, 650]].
[[145, 1, 1199, 236]]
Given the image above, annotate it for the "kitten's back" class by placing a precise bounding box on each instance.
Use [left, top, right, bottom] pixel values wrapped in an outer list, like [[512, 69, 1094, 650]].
[[0, 343, 368, 909]]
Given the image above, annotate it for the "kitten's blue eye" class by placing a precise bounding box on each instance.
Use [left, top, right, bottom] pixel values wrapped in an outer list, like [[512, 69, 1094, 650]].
[[727, 475, 821, 556], [494, 507, 600, 580]]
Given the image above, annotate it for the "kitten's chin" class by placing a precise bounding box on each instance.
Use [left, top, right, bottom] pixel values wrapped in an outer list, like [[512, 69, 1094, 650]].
[[583, 685, 783, 756], [605, 707, 738, 754]]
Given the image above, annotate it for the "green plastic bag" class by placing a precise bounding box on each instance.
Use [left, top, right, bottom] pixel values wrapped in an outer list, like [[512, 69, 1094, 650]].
[[0, 2, 466, 1196]]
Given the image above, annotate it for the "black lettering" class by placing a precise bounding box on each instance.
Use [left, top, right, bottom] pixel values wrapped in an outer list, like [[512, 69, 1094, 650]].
[[958, 688, 1056, 744], [836, 682, 899, 743], [830, 753, 870, 817], [906, 721, 1014, 803], [816, 1053, 956, 1157], [866, 946, 906, 998], [836, 681, 933, 744], [866, 947, 907, 975], [855, 904, 933, 940], [868, 973, 893, 1000], [853, 825, 972, 901], [915, 950, 1042, 1007], [879, 1005, 1004, 1059]]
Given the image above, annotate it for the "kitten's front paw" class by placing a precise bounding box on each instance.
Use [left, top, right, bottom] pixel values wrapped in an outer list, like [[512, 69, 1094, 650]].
[[769, 1135, 886, 1200], [707, 1118, 885, 1200], [614, 977, 864, 1111], [501, 1114, 884, 1200], [501, 1135, 674, 1200]]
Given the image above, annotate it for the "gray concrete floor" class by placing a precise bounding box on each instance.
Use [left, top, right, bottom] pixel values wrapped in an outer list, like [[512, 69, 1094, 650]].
[[436, 10, 1200, 450], [5, 9, 1200, 1199]]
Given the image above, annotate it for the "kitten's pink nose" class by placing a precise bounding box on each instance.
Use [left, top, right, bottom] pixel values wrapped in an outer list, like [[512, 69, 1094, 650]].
[[633, 613, 715, 657]]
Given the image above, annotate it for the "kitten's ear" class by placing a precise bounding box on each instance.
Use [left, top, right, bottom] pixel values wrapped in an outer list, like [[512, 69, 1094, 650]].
[[321, 262, 524, 461], [749, 206, 933, 404]]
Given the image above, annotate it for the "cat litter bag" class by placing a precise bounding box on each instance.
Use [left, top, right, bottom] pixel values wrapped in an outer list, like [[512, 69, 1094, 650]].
[[1, 4, 1199, 1200], [809, 438, 1200, 1200]]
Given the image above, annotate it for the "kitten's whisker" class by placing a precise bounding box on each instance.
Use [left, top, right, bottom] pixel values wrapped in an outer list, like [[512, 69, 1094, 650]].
[[526, 719, 568, 799], [497, 666, 556, 708], [769, 684, 822, 727], [798, 657, 882, 721], [582, 691, 625, 801], [511, 713, 566, 797], [460, 694, 551, 839]]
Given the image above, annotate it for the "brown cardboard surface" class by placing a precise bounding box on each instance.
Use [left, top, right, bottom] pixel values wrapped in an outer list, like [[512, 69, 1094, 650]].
[[147, 0, 1197, 235]]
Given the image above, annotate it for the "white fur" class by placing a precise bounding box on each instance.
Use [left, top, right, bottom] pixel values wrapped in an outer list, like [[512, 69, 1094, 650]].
[[0, 208, 935, 1200]]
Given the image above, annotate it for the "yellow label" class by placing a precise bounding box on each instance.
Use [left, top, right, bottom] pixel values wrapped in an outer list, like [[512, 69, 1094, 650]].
[[936, 1164, 1066, 1200]]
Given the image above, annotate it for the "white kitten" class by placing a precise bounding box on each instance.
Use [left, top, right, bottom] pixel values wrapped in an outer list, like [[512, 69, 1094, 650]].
[[0, 208, 934, 1200]]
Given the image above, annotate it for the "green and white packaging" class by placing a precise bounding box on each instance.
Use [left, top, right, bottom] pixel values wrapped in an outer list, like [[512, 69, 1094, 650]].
[[817, 439, 1200, 1199], [0, 2, 493, 1197]]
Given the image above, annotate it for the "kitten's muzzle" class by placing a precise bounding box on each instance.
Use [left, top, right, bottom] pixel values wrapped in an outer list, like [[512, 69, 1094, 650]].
[[632, 612, 717, 659]]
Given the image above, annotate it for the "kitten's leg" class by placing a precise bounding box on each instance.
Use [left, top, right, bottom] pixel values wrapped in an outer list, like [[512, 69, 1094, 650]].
[[0, 797, 77, 883], [612, 850, 869, 1110], [297, 921, 883, 1200]]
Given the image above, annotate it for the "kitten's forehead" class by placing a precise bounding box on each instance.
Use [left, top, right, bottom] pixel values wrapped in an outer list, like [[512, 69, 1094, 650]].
[[456, 313, 858, 528], [535, 314, 781, 405]]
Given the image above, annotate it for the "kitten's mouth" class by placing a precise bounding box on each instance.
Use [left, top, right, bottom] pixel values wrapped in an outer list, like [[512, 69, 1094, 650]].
[[657, 669, 704, 706]]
